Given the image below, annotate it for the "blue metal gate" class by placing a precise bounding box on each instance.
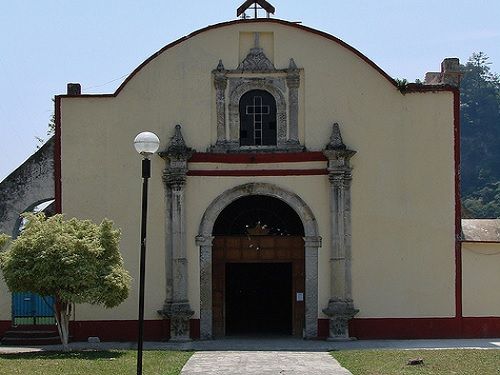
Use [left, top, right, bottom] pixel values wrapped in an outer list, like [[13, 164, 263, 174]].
[[12, 293, 55, 325]]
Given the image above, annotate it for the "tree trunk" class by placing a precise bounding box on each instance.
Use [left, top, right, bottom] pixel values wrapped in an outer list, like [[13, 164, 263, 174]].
[[54, 298, 71, 351]]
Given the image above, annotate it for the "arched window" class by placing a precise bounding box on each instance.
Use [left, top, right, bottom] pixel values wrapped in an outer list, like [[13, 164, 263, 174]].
[[239, 90, 277, 146], [213, 195, 304, 236]]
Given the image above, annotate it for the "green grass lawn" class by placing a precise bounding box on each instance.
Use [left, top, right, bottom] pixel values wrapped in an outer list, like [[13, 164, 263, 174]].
[[0, 350, 193, 375], [332, 349, 500, 375]]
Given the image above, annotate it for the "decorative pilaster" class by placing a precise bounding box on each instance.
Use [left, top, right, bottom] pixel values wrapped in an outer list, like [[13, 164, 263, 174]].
[[322, 123, 359, 340], [286, 58, 301, 149], [211, 60, 230, 151], [304, 235, 322, 339], [159, 124, 194, 341], [196, 234, 214, 339]]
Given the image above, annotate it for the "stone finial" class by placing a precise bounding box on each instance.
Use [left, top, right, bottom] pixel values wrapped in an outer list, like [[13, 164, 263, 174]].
[[216, 59, 225, 72], [326, 123, 347, 151], [288, 58, 298, 71], [166, 125, 192, 158], [67, 83, 81, 95], [237, 37, 275, 72]]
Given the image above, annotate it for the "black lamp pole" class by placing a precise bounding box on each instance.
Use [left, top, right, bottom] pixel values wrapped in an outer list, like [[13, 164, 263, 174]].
[[137, 157, 151, 375]]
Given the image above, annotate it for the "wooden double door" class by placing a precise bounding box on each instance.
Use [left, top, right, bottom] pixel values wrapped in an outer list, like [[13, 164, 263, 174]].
[[212, 236, 305, 337]]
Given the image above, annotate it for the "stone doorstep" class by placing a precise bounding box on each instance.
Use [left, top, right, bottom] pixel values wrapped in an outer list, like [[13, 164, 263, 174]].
[[1, 329, 61, 346]]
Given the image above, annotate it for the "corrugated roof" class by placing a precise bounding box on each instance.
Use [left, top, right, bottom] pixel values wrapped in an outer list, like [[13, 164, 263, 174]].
[[461, 219, 500, 242]]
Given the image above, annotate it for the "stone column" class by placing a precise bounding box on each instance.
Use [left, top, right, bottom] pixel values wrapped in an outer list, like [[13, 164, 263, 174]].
[[212, 60, 228, 151], [196, 234, 214, 339], [304, 235, 321, 339], [286, 58, 301, 148], [159, 125, 194, 341], [322, 123, 359, 340], [163, 182, 173, 307]]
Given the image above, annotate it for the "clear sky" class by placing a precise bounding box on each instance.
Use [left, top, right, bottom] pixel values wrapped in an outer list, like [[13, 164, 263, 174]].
[[1, 0, 499, 181]]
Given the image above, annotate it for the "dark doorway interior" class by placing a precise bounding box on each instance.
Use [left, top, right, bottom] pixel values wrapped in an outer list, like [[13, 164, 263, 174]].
[[225, 262, 292, 335]]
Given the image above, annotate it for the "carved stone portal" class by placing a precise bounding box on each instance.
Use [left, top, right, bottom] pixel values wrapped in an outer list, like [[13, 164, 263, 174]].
[[197, 183, 321, 339]]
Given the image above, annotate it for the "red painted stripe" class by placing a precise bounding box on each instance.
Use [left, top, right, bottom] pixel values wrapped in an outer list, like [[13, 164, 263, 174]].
[[0, 320, 11, 337], [349, 318, 462, 339], [453, 89, 462, 320], [405, 83, 457, 93], [69, 320, 170, 341], [64, 317, 500, 341], [69, 319, 201, 341], [190, 319, 201, 340], [54, 96, 62, 214], [351, 317, 500, 340], [187, 169, 328, 177], [189, 152, 327, 164], [462, 317, 500, 338]]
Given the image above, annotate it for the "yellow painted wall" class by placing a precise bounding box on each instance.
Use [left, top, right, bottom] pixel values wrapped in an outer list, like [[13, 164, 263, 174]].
[[0, 278, 9, 320], [462, 242, 500, 316], [60, 20, 456, 321]]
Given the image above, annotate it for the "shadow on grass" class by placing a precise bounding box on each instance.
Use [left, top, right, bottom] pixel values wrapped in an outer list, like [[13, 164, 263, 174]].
[[0, 350, 127, 361]]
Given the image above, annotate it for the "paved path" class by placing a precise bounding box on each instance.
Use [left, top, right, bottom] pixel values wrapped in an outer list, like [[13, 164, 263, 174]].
[[1, 337, 500, 353], [180, 351, 352, 375]]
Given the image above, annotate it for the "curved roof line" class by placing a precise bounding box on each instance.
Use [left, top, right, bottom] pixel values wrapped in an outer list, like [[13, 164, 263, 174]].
[[60, 18, 455, 98], [115, 18, 397, 95]]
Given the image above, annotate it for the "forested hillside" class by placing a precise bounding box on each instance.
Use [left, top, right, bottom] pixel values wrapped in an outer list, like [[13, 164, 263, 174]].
[[460, 53, 500, 218]]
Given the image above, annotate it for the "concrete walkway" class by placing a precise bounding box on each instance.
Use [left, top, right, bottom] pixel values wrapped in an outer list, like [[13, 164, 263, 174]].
[[180, 351, 352, 375], [1, 337, 500, 353], [2, 337, 500, 374]]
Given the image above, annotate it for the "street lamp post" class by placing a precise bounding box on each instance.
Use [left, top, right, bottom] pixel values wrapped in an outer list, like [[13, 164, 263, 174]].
[[133, 131, 160, 375]]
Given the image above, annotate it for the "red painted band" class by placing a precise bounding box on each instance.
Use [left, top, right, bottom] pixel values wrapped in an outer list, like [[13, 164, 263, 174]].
[[187, 169, 328, 176], [7, 317, 497, 342], [317, 317, 500, 340], [0, 321, 11, 338], [453, 89, 462, 320], [54, 96, 62, 214], [189, 152, 327, 164], [68, 319, 200, 341]]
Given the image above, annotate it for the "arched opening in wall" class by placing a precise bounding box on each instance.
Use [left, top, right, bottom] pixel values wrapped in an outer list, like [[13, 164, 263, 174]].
[[239, 90, 277, 146], [212, 195, 305, 337], [13, 198, 55, 238]]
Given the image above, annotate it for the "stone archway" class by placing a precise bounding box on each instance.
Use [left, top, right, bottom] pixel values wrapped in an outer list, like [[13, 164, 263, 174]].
[[196, 182, 321, 339]]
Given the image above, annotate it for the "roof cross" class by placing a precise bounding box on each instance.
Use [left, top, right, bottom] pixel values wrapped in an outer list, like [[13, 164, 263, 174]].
[[237, 0, 275, 18]]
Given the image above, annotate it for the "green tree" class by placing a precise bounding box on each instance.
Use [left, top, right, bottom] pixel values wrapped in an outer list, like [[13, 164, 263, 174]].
[[0, 214, 131, 350], [460, 52, 500, 217]]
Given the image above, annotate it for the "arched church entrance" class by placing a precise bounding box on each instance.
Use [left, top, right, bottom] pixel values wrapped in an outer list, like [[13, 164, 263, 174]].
[[212, 195, 305, 337], [197, 182, 320, 340]]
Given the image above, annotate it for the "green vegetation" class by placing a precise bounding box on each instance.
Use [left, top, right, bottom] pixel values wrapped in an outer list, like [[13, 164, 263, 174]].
[[0, 350, 192, 375], [0, 214, 131, 350], [332, 349, 500, 375], [460, 52, 500, 218]]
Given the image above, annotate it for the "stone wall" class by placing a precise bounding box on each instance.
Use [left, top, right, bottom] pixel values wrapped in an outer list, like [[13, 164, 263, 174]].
[[0, 137, 54, 237]]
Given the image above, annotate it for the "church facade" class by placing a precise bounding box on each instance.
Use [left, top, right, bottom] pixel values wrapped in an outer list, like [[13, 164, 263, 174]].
[[2, 17, 499, 341]]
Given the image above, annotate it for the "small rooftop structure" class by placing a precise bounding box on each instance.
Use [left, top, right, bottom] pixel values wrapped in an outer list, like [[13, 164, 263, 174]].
[[237, 0, 275, 18], [462, 219, 500, 242]]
